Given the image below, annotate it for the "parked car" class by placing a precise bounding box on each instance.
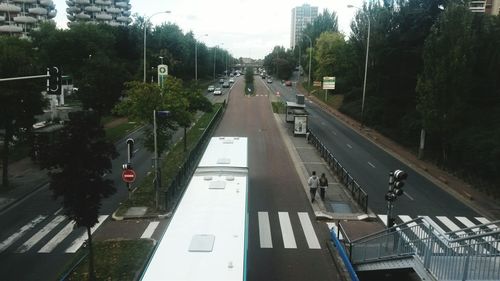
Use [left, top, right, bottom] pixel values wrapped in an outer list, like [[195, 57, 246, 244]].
[[219, 79, 224, 84], [222, 81, 230, 88], [207, 85, 215, 92], [285, 80, 292, 86], [267, 78, 273, 84], [213, 88, 222, 95], [229, 78, 235, 83]]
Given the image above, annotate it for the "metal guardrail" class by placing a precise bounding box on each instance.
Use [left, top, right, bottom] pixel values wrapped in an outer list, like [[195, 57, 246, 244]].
[[164, 100, 226, 212], [342, 217, 500, 281], [308, 129, 369, 213]]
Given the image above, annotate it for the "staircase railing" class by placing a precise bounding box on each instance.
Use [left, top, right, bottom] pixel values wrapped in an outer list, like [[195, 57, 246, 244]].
[[340, 217, 500, 281]]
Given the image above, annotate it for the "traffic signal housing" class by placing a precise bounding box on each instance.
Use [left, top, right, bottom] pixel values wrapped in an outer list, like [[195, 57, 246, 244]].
[[393, 169, 407, 196], [47, 66, 62, 94]]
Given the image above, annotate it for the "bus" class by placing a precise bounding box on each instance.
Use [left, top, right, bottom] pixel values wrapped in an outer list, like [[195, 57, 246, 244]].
[[141, 136, 249, 281]]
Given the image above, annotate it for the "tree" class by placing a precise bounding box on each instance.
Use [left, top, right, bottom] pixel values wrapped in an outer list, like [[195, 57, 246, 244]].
[[0, 37, 45, 188], [46, 111, 117, 280], [313, 32, 346, 80], [416, 3, 475, 162]]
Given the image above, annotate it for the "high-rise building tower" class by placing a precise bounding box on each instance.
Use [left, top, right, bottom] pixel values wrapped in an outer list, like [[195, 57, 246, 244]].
[[66, 0, 132, 27], [0, 0, 57, 37], [290, 4, 318, 49]]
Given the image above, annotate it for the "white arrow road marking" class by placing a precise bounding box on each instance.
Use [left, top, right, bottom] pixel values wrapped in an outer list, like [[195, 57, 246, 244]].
[[0, 215, 47, 253], [367, 162, 376, 168]]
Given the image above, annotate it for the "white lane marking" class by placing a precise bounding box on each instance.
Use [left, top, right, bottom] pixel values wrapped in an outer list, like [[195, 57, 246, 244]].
[[0, 215, 47, 253], [326, 222, 343, 240], [367, 162, 376, 168], [39, 221, 75, 253], [298, 212, 321, 249], [331, 131, 337, 136], [346, 144, 352, 149], [65, 215, 108, 253], [54, 208, 63, 216], [141, 221, 160, 239], [258, 212, 273, 248], [16, 215, 66, 253], [133, 148, 140, 154], [278, 212, 297, 249], [403, 191, 415, 201]]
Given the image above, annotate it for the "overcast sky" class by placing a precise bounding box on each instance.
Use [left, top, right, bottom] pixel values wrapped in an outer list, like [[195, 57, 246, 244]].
[[53, 0, 364, 59]]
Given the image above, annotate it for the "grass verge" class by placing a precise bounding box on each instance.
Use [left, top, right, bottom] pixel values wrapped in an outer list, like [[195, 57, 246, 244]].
[[271, 102, 286, 114], [62, 239, 154, 281], [114, 103, 223, 217]]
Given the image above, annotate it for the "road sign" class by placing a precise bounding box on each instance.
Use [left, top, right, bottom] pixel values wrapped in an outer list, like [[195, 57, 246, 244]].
[[122, 169, 136, 183], [323, 76, 336, 90], [313, 81, 322, 87]]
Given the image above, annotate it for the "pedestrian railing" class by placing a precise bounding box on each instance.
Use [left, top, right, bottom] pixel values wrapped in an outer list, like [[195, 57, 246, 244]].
[[308, 129, 368, 213], [164, 100, 226, 212], [338, 217, 500, 281]]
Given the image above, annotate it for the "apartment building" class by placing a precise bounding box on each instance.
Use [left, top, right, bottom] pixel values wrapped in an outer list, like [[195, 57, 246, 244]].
[[290, 4, 318, 49], [66, 0, 131, 26], [0, 0, 57, 37]]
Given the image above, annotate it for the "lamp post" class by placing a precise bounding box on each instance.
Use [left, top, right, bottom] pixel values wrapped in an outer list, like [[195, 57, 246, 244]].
[[143, 11, 171, 83], [348, 4, 370, 126], [213, 45, 217, 81], [153, 110, 170, 210], [303, 34, 312, 88], [195, 33, 208, 81]]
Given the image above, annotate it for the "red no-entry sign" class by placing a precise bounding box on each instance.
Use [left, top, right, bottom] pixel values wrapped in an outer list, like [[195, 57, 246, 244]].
[[122, 169, 136, 183]]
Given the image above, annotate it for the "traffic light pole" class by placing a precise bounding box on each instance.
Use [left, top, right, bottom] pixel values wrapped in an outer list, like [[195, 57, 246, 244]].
[[386, 172, 395, 228]]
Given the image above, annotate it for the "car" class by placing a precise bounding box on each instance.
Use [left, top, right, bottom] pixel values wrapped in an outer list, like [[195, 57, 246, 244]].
[[285, 80, 292, 86], [267, 78, 273, 84], [219, 79, 224, 84], [213, 88, 222, 95], [207, 85, 215, 92], [229, 78, 235, 83], [222, 81, 230, 88]]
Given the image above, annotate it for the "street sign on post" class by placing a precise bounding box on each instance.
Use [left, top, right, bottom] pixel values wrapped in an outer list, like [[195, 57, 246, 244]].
[[313, 81, 322, 87], [122, 169, 136, 183], [323, 76, 336, 90], [158, 64, 168, 87]]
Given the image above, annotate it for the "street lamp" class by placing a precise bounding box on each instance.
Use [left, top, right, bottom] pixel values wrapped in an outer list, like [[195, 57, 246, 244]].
[[348, 4, 370, 126], [303, 34, 312, 88], [153, 110, 170, 210], [195, 33, 208, 81], [143, 11, 171, 83]]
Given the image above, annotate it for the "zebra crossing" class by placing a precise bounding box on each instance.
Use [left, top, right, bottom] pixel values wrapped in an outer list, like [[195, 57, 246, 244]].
[[0, 211, 162, 255], [256, 211, 321, 250]]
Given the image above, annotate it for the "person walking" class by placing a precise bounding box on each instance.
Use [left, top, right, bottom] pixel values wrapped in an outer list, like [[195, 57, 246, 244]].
[[319, 173, 328, 201], [308, 171, 319, 203]]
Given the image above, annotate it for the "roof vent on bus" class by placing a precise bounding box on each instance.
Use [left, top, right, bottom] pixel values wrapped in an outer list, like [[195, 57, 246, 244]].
[[223, 140, 234, 144], [209, 181, 226, 189], [188, 234, 215, 252], [217, 158, 231, 164], [225, 176, 235, 181], [204, 176, 213, 181]]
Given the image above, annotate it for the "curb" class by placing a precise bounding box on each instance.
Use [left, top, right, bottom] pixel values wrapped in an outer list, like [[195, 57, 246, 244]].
[[0, 181, 48, 214], [111, 209, 171, 221]]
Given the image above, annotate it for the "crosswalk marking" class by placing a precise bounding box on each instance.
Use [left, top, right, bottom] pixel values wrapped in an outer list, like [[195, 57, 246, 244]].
[[400, 215, 444, 253], [0, 215, 47, 253], [141, 221, 160, 239], [436, 216, 467, 237], [38, 221, 75, 253], [16, 215, 66, 253], [65, 215, 108, 253], [278, 212, 297, 249], [472, 217, 500, 252], [298, 212, 321, 249], [258, 212, 272, 248]]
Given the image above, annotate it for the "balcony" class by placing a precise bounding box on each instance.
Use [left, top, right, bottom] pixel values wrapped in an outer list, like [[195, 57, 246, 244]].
[[0, 25, 23, 33], [66, 6, 80, 13], [13, 16, 38, 23], [84, 6, 101, 12], [28, 7, 48, 15], [115, 2, 128, 8], [75, 13, 91, 20], [0, 3, 22, 12], [106, 7, 121, 14], [74, 0, 91, 4], [12, 0, 37, 3], [95, 13, 112, 20], [67, 14, 75, 21], [95, 0, 112, 6], [116, 16, 130, 22], [40, 0, 55, 7], [48, 10, 56, 18]]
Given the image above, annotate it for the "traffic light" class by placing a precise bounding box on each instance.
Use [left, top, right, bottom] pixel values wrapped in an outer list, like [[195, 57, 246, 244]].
[[393, 169, 407, 196], [122, 163, 132, 170], [47, 66, 62, 94]]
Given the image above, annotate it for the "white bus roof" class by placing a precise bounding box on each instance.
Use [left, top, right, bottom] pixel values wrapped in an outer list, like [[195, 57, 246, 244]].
[[141, 137, 248, 281], [198, 137, 248, 169]]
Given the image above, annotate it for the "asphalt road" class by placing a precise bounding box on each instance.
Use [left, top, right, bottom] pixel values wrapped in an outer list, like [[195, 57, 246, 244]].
[[0, 127, 153, 280], [215, 75, 341, 281], [264, 75, 478, 219]]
